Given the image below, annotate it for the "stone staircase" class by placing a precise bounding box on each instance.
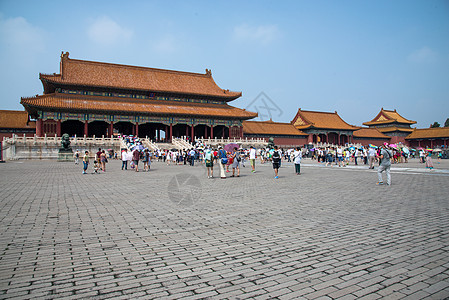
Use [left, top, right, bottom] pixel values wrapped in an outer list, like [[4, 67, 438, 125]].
[[141, 138, 160, 151]]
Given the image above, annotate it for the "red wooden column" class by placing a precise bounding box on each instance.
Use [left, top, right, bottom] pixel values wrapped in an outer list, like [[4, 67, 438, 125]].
[[135, 123, 139, 137], [204, 126, 208, 138], [56, 120, 61, 136], [169, 123, 173, 142], [191, 124, 194, 140], [36, 119, 43, 137], [240, 126, 243, 138], [108, 122, 113, 138], [210, 125, 214, 139], [185, 125, 189, 138], [84, 121, 88, 137]]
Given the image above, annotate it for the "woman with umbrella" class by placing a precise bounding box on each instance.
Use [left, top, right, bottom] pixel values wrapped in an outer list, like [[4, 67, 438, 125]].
[[230, 147, 240, 177]]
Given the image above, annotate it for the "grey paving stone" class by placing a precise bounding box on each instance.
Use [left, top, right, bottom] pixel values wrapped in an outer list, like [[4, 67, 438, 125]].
[[0, 159, 448, 299]]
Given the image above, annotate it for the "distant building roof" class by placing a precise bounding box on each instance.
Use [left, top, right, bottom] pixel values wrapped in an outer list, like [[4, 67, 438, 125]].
[[377, 126, 414, 133], [353, 127, 390, 139], [363, 108, 416, 126], [291, 109, 358, 131], [406, 127, 449, 140], [20, 93, 257, 120], [40, 52, 242, 100], [0, 110, 35, 129], [243, 120, 307, 136]]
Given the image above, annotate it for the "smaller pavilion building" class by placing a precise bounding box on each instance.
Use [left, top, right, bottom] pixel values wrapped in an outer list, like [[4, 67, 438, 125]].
[[291, 109, 359, 145], [406, 127, 449, 149], [0, 110, 36, 140], [363, 108, 416, 144], [243, 120, 308, 147]]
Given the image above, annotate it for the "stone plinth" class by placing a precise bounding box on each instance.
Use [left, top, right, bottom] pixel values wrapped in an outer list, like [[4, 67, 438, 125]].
[[58, 149, 73, 162]]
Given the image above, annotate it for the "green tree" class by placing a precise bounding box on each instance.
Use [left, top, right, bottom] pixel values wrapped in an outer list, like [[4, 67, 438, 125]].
[[430, 122, 440, 128], [445, 118, 449, 127]]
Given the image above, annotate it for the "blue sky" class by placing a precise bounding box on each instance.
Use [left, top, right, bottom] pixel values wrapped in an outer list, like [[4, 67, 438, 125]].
[[1, 0, 448, 128]]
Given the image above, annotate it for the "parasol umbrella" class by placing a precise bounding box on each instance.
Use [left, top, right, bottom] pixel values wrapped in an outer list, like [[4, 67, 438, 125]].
[[389, 144, 398, 149], [224, 143, 239, 152], [369, 144, 378, 149], [433, 148, 442, 152], [426, 148, 433, 152], [132, 144, 144, 151], [402, 147, 410, 154]]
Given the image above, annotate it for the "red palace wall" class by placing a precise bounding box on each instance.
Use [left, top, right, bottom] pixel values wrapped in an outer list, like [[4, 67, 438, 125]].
[[353, 138, 391, 147], [274, 136, 308, 147], [388, 135, 407, 145], [244, 134, 308, 147], [407, 139, 448, 149]]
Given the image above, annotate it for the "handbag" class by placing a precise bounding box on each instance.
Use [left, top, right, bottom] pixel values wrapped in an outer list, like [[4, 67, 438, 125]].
[[221, 158, 228, 164]]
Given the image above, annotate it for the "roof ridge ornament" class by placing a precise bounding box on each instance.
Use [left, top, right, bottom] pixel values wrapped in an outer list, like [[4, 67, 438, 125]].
[[205, 69, 212, 77]]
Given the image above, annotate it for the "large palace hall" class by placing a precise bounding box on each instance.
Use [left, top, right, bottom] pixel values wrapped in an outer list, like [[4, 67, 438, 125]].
[[20, 52, 257, 141]]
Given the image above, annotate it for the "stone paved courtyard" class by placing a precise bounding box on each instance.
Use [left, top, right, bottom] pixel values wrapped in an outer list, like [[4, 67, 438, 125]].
[[0, 158, 448, 299]]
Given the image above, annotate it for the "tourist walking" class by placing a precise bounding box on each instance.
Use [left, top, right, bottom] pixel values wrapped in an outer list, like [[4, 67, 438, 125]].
[[419, 149, 425, 163], [272, 146, 281, 179], [249, 146, 256, 173], [100, 150, 107, 172], [189, 148, 196, 166], [96, 148, 102, 165], [218, 146, 227, 179], [132, 148, 140, 172], [354, 148, 359, 165], [230, 147, 240, 177], [425, 152, 434, 169], [142, 149, 150, 172], [368, 146, 376, 169], [377, 145, 392, 186], [205, 147, 214, 178], [336, 146, 343, 167], [74, 150, 80, 165], [121, 149, 128, 170], [293, 146, 302, 175], [82, 151, 89, 174]]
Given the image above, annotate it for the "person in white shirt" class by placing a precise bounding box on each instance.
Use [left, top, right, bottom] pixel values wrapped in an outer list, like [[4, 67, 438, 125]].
[[293, 147, 302, 175], [121, 149, 128, 170], [249, 146, 256, 173], [336, 146, 343, 167]]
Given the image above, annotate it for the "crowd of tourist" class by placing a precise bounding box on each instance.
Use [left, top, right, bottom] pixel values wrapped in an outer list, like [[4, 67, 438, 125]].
[[78, 136, 441, 185]]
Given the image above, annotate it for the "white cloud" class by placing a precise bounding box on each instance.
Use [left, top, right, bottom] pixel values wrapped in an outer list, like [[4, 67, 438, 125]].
[[233, 24, 280, 45], [0, 15, 46, 52], [407, 46, 438, 64], [87, 16, 133, 45]]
